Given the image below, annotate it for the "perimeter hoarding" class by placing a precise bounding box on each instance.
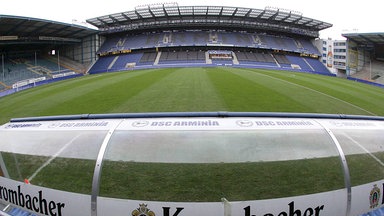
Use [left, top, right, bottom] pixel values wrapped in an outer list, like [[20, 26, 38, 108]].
[[0, 177, 90, 216], [0, 115, 383, 216], [2, 177, 384, 216]]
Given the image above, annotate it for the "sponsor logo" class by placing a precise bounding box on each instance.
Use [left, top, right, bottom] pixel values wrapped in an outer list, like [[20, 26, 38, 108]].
[[132, 203, 155, 216], [132, 121, 150, 127], [48, 123, 61, 128], [0, 184, 65, 216], [254, 120, 313, 127], [244, 201, 324, 216], [150, 120, 219, 127], [370, 184, 381, 209], [5, 123, 42, 129], [236, 120, 253, 127], [329, 121, 376, 127], [131, 204, 184, 216]]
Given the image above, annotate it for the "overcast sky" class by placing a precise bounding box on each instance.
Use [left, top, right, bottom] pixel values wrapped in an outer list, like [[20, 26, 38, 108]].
[[1, 0, 382, 40]]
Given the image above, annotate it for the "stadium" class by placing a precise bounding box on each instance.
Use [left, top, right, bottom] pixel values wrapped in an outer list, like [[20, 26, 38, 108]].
[[1, 3, 384, 216]]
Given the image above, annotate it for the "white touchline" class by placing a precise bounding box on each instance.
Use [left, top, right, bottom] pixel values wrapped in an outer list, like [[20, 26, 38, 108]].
[[343, 132, 384, 167], [253, 71, 377, 116], [28, 134, 82, 182]]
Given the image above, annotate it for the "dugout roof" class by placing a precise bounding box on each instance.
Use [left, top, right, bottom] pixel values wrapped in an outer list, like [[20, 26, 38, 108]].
[[0, 15, 98, 44], [2, 112, 384, 215], [342, 32, 384, 45], [86, 5, 332, 37]]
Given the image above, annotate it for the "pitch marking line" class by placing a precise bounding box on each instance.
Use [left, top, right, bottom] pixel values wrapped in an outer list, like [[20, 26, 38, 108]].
[[28, 134, 81, 182], [343, 132, 384, 167], [253, 71, 377, 116]]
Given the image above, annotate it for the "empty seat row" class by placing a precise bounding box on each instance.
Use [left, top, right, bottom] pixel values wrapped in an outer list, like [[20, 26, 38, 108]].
[[97, 31, 320, 57]]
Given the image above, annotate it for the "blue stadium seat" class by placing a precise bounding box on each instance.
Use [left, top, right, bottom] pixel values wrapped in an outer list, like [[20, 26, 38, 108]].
[[90, 30, 327, 74], [305, 58, 331, 74]]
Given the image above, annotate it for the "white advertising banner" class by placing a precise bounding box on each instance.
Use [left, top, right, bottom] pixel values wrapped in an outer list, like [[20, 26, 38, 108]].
[[97, 189, 347, 216], [118, 118, 323, 131], [1, 119, 121, 131], [317, 119, 384, 130], [12, 77, 46, 89], [351, 180, 384, 216], [98, 197, 224, 216], [0, 177, 90, 216], [228, 190, 347, 216], [97, 184, 384, 216], [52, 72, 76, 79], [3, 177, 384, 216]]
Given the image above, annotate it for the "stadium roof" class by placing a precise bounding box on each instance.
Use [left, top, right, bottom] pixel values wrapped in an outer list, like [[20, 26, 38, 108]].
[[0, 15, 98, 44], [86, 5, 332, 37], [342, 32, 384, 45]]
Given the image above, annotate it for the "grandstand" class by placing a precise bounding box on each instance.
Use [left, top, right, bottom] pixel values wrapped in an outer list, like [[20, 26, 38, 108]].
[[343, 32, 384, 85], [0, 15, 98, 93], [87, 31, 332, 75], [0, 4, 352, 95], [86, 4, 333, 76], [3, 4, 384, 95]]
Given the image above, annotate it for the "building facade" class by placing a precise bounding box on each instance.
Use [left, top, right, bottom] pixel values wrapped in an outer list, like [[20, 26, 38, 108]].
[[320, 39, 347, 76]]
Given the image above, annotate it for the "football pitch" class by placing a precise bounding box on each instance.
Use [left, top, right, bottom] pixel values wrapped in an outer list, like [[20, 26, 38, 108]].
[[1, 67, 384, 125], [2, 67, 384, 201]]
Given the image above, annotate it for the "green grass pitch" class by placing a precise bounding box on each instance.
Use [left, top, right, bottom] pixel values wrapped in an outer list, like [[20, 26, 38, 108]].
[[1, 67, 384, 124], [4, 152, 384, 201], [2, 67, 384, 201]]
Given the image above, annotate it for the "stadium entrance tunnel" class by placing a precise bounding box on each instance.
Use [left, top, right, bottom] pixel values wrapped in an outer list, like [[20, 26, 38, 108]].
[[1, 112, 384, 216]]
